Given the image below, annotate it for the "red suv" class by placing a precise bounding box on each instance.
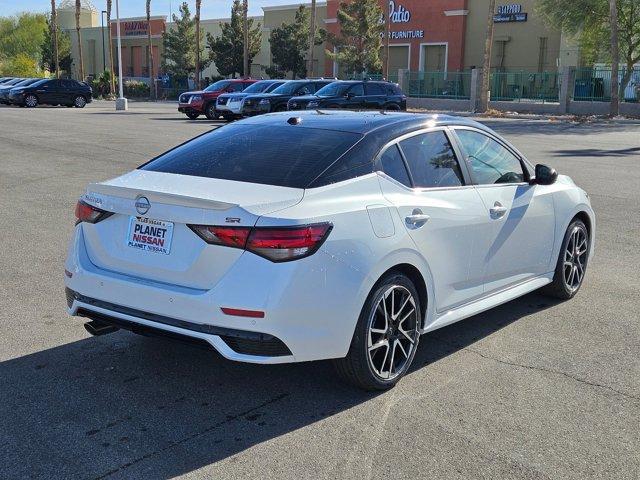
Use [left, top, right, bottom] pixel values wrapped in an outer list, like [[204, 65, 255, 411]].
[[178, 79, 257, 120]]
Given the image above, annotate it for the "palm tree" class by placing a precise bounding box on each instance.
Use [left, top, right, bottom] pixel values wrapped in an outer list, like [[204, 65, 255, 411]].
[[478, 0, 495, 112], [307, 0, 316, 77], [243, 0, 249, 77], [50, 0, 60, 78], [75, 0, 85, 81], [106, 0, 115, 94], [146, 0, 156, 99], [195, 0, 201, 89]]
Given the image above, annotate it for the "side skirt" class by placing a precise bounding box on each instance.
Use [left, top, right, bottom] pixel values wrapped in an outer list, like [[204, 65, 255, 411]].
[[421, 273, 553, 334]]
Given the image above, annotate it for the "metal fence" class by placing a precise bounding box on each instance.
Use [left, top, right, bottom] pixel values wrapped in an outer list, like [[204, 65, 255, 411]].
[[572, 67, 640, 102], [402, 71, 472, 99], [489, 71, 560, 103]]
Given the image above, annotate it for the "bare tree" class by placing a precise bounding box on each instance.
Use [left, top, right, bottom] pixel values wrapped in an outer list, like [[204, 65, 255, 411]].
[[609, 0, 620, 117], [307, 0, 317, 77], [50, 0, 60, 78], [146, 0, 156, 99], [195, 0, 201, 89], [478, 0, 496, 112], [75, 0, 85, 81], [106, 0, 115, 94], [243, 0, 249, 77]]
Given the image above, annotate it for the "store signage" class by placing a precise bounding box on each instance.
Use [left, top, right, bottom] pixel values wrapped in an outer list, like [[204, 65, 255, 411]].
[[494, 4, 528, 22], [122, 20, 149, 36], [388, 1, 411, 23], [386, 30, 424, 39], [379, 1, 412, 24]]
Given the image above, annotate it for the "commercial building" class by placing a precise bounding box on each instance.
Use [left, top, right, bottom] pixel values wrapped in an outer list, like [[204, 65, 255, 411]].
[[60, 0, 579, 84]]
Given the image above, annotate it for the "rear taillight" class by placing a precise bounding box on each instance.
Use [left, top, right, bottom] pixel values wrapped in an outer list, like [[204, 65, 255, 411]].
[[188, 226, 251, 248], [74, 200, 113, 224], [188, 223, 332, 262]]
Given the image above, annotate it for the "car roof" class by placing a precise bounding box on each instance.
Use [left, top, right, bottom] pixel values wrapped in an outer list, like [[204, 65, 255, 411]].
[[238, 110, 488, 135]]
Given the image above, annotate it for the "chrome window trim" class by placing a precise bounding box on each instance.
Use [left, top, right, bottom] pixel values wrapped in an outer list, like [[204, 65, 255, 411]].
[[374, 126, 471, 192]]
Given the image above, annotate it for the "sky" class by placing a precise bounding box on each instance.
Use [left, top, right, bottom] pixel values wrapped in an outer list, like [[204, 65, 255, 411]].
[[0, 0, 312, 19]]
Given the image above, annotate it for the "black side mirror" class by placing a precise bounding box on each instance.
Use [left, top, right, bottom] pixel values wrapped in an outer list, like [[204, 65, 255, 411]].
[[532, 164, 558, 185]]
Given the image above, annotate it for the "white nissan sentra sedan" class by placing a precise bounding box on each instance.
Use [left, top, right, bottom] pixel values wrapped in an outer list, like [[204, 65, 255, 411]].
[[65, 111, 594, 390]]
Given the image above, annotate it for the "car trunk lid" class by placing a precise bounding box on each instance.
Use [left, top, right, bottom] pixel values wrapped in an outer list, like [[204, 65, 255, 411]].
[[80, 170, 304, 290]]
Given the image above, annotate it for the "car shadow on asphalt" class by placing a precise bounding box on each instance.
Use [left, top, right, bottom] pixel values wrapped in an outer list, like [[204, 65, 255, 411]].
[[0, 291, 560, 479]]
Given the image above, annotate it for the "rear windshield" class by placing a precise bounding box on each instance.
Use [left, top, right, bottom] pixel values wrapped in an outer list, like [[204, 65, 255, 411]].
[[140, 123, 363, 188]]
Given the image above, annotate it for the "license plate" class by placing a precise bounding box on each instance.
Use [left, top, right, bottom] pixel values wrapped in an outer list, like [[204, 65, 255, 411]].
[[126, 216, 174, 255]]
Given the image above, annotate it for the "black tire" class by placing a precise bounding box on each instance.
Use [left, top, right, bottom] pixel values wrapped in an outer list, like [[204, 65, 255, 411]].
[[24, 94, 38, 108], [542, 219, 589, 300], [274, 104, 287, 112], [383, 103, 401, 111], [327, 104, 341, 109], [186, 112, 200, 120], [334, 273, 421, 391], [73, 95, 87, 108], [221, 113, 234, 122], [204, 103, 217, 120]]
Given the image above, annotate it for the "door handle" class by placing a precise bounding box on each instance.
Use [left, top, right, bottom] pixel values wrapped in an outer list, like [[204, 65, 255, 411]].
[[490, 202, 508, 218], [405, 209, 430, 226]]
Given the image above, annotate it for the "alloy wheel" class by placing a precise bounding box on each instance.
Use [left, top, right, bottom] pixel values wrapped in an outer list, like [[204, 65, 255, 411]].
[[74, 96, 86, 108], [367, 285, 419, 380], [25, 95, 37, 107], [563, 225, 588, 291]]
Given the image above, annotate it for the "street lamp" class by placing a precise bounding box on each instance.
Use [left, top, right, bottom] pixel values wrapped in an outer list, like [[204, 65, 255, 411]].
[[115, 0, 128, 110], [100, 10, 107, 72]]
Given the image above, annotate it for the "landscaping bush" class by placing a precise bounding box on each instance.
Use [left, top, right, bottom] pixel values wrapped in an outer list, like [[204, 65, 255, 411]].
[[124, 80, 150, 98]]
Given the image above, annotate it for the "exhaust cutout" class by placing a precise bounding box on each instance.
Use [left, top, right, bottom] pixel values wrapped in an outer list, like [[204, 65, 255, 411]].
[[84, 320, 119, 336]]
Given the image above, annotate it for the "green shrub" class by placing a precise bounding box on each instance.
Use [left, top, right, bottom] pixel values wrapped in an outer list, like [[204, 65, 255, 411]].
[[124, 80, 150, 98]]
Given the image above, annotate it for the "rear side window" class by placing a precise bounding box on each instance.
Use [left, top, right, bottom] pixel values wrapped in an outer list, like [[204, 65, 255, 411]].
[[348, 84, 365, 96], [366, 83, 386, 95], [399, 131, 464, 188], [140, 124, 363, 188], [227, 83, 244, 92], [379, 145, 411, 187]]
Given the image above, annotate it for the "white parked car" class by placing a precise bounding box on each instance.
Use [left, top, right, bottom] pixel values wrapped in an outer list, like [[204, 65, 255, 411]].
[[65, 111, 594, 390]]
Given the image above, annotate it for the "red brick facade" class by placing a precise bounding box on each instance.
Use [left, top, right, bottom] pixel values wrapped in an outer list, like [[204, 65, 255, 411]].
[[324, 0, 468, 75]]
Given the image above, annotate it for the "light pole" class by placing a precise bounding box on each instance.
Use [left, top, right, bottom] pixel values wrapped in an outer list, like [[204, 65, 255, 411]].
[[100, 10, 107, 72], [115, 0, 128, 110]]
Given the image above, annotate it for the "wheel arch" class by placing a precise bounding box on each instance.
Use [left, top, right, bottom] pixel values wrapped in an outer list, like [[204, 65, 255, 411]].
[[364, 255, 433, 331], [381, 263, 428, 328]]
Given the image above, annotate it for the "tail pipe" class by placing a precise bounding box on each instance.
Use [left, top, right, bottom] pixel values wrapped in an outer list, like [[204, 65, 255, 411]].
[[84, 320, 119, 336]]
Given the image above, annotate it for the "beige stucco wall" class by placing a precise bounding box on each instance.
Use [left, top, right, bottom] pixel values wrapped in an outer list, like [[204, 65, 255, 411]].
[[57, 7, 98, 30], [262, 2, 328, 78], [463, 0, 563, 71]]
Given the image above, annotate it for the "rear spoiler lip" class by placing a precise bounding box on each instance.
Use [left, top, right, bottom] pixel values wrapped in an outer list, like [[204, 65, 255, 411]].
[[87, 183, 238, 211]]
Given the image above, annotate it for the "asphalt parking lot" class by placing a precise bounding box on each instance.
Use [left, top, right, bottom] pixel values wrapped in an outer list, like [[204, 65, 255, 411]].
[[0, 101, 638, 480]]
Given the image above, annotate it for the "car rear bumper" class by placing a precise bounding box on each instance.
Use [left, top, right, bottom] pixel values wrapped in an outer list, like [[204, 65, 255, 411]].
[[64, 225, 367, 364]]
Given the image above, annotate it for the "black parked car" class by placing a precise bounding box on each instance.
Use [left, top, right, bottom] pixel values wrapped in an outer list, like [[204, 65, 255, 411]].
[[288, 80, 407, 111], [0, 78, 41, 104], [244, 79, 335, 115], [8, 78, 92, 108]]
